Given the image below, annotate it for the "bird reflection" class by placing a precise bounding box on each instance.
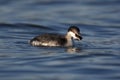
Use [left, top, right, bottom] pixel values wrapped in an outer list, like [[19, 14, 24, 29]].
[[66, 47, 81, 53]]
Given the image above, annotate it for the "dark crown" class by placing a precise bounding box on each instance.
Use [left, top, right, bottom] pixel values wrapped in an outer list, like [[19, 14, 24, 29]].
[[68, 26, 80, 32]]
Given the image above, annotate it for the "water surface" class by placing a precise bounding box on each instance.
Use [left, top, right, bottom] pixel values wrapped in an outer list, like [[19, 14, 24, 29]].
[[0, 0, 120, 80]]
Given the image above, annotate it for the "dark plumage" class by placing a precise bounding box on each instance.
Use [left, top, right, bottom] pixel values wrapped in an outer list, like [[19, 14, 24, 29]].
[[30, 26, 82, 47], [30, 33, 67, 46]]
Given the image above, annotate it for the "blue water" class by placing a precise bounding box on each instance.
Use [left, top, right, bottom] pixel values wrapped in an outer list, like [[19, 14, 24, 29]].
[[0, 0, 120, 80]]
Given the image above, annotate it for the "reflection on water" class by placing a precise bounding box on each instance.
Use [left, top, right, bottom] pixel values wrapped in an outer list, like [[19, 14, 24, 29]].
[[66, 47, 82, 53], [0, 0, 120, 80]]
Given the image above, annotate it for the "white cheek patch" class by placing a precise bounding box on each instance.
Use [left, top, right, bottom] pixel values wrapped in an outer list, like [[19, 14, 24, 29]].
[[69, 31, 77, 39]]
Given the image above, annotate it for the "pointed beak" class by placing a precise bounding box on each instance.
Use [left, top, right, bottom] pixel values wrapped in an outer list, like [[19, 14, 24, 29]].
[[75, 33, 83, 40]]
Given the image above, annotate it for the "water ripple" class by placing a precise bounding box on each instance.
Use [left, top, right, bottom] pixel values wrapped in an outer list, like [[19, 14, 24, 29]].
[[0, 0, 120, 80]]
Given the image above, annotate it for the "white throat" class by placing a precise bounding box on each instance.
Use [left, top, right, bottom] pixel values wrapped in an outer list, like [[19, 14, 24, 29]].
[[65, 31, 75, 47]]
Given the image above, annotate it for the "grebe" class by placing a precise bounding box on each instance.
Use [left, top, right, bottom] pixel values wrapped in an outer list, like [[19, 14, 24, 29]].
[[30, 26, 82, 47]]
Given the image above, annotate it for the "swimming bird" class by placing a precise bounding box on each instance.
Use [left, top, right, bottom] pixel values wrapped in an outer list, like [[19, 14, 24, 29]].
[[30, 26, 82, 47]]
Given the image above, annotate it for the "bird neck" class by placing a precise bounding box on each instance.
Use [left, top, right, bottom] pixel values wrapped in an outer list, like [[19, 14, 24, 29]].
[[65, 32, 73, 47]]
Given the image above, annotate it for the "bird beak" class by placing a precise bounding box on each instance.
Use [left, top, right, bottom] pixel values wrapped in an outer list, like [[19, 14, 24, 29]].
[[75, 33, 83, 40]]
